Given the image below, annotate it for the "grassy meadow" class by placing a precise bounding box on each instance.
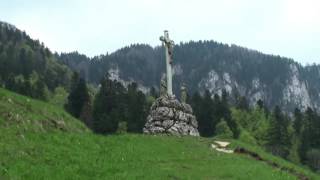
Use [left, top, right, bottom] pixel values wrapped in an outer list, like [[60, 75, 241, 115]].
[[0, 88, 319, 179]]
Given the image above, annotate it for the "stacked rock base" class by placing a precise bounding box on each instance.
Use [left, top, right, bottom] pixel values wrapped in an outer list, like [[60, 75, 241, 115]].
[[143, 95, 199, 136]]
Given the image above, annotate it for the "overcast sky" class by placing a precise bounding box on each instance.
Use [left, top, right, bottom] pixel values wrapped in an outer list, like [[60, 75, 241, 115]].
[[1, 0, 319, 64]]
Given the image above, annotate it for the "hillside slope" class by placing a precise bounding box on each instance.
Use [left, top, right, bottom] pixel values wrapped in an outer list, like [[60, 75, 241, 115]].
[[0, 21, 72, 99], [0, 88, 318, 179]]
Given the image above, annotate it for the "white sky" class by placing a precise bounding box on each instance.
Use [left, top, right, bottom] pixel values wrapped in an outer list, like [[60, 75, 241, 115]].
[[1, 0, 319, 64]]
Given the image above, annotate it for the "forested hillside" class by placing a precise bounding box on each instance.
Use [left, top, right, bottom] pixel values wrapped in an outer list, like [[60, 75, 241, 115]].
[[0, 21, 72, 100], [58, 42, 320, 112]]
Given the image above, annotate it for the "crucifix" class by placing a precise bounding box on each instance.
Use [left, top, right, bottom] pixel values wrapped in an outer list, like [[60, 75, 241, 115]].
[[160, 30, 174, 96]]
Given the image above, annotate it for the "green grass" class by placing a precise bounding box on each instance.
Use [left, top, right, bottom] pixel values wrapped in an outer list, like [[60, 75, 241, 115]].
[[0, 88, 319, 179]]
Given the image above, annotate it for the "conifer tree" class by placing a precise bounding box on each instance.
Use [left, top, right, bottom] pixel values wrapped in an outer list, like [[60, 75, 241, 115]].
[[197, 90, 214, 137], [299, 107, 320, 163], [220, 89, 240, 138], [92, 75, 120, 134], [293, 108, 303, 135], [126, 83, 147, 133], [257, 99, 264, 110], [65, 72, 90, 119], [266, 106, 291, 158]]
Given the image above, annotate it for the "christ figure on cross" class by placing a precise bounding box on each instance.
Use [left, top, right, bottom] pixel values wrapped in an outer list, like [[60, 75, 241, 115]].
[[160, 30, 174, 96]]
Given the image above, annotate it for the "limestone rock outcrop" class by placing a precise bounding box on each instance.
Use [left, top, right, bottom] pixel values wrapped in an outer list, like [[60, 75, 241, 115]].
[[143, 95, 199, 136]]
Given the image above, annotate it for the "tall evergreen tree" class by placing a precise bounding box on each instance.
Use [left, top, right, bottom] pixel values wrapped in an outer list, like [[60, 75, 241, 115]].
[[293, 108, 303, 135], [65, 73, 90, 119], [299, 107, 320, 163], [220, 89, 240, 138], [266, 106, 291, 158], [196, 90, 214, 137], [256, 99, 264, 110], [126, 83, 147, 133], [92, 75, 121, 134]]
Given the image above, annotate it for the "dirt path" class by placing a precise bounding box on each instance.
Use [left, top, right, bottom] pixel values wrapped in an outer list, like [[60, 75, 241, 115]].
[[234, 147, 309, 180], [210, 141, 309, 180]]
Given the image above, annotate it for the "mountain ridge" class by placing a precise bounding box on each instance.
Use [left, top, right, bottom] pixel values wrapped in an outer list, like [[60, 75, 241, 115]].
[[1, 20, 320, 112], [57, 42, 320, 112]]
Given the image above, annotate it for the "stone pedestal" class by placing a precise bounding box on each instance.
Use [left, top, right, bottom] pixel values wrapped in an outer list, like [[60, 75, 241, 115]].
[[143, 95, 199, 136]]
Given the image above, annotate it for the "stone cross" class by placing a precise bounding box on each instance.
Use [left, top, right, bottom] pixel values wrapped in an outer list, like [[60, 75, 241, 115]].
[[160, 30, 174, 96]]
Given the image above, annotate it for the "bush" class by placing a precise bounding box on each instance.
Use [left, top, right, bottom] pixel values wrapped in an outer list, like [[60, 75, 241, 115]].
[[238, 129, 257, 145], [306, 149, 320, 172], [215, 119, 233, 139], [117, 121, 128, 134]]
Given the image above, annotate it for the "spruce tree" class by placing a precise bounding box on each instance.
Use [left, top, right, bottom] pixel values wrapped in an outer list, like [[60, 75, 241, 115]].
[[220, 89, 240, 138], [299, 107, 320, 163], [92, 76, 120, 134], [257, 99, 264, 110], [65, 75, 90, 119], [266, 106, 291, 158], [198, 90, 214, 137], [293, 108, 303, 135], [126, 83, 147, 133]]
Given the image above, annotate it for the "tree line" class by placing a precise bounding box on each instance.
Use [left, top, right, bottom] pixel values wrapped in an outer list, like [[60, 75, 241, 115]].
[[189, 89, 320, 172], [65, 72, 150, 134]]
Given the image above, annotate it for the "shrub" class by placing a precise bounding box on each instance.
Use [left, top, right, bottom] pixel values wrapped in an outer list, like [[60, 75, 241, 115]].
[[117, 121, 128, 134], [215, 119, 233, 139], [306, 149, 320, 172]]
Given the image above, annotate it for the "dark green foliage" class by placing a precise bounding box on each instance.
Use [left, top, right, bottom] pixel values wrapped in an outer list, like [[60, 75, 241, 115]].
[[79, 100, 93, 128], [117, 121, 128, 134], [92, 77, 121, 134], [293, 108, 303, 135], [257, 99, 264, 110], [92, 75, 148, 134], [236, 96, 250, 111], [0, 21, 72, 100], [215, 119, 233, 138], [197, 90, 215, 137], [126, 83, 148, 133], [220, 90, 240, 138], [299, 107, 320, 164], [266, 106, 291, 158], [3, 72, 49, 100], [190, 90, 239, 138], [232, 106, 269, 146], [306, 149, 320, 171], [65, 72, 90, 119]]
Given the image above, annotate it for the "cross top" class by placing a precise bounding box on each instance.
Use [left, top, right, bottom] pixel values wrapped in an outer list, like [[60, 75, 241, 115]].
[[160, 30, 174, 45], [160, 30, 174, 63]]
